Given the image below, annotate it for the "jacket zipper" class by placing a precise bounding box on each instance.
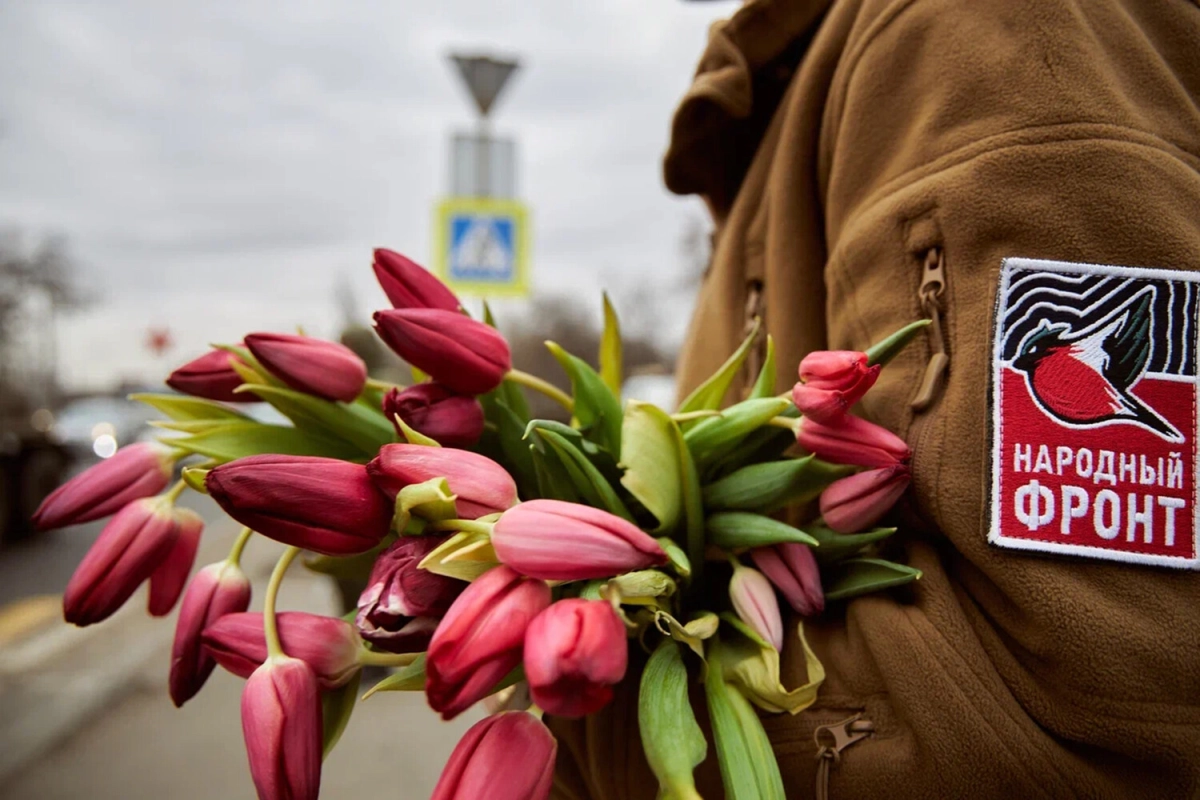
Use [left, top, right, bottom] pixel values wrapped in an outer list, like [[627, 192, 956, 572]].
[[912, 246, 949, 411], [813, 713, 875, 800]]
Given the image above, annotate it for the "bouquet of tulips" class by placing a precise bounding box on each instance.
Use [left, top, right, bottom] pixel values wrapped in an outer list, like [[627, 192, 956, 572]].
[[33, 248, 928, 800]]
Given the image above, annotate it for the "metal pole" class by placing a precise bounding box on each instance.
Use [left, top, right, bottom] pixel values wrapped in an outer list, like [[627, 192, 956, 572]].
[[475, 115, 491, 198]]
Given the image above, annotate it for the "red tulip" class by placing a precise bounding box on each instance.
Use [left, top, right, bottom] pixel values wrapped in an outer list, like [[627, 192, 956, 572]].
[[63, 497, 179, 626], [729, 563, 784, 650], [241, 656, 322, 800], [355, 536, 463, 653], [820, 464, 910, 533], [204, 611, 363, 689], [382, 384, 484, 448], [491, 500, 667, 581], [368, 444, 517, 519], [244, 332, 367, 403], [373, 308, 511, 396], [206, 456, 392, 556], [426, 566, 551, 720], [373, 248, 461, 312], [147, 507, 204, 617], [524, 599, 627, 718], [751, 542, 824, 617], [797, 414, 911, 468], [167, 348, 255, 403], [33, 442, 175, 530], [431, 712, 556, 800], [168, 559, 252, 707], [792, 350, 880, 423]]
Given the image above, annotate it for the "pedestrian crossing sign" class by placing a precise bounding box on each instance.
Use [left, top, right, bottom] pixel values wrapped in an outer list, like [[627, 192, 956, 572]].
[[433, 197, 530, 297]]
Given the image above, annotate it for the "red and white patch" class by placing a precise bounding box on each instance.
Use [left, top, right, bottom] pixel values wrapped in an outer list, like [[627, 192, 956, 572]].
[[990, 257, 1199, 569]]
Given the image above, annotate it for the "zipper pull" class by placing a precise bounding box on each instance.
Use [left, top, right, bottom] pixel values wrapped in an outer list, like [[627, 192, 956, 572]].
[[912, 247, 949, 411], [814, 713, 875, 800]]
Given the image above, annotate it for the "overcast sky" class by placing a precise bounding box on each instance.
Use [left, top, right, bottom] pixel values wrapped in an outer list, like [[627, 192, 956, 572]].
[[0, 0, 736, 390]]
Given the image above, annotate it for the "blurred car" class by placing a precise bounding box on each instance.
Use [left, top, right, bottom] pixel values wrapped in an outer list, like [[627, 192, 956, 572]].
[[49, 395, 156, 460]]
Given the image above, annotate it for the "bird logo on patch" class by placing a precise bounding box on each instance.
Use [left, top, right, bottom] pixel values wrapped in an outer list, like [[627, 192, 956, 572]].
[[1011, 291, 1184, 442]]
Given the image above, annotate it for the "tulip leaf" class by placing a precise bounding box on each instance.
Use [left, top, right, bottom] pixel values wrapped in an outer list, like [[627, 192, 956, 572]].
[[418, 530, 499, 582], [703, 455, 854, 514], [748, 335, 777, 400], [524, 420, 621, 483], [656, 537, 691, 580], [716, 614, 824, 715], [683, 397, 789, 470], [304, 535, 395, 581], [705, 638, 787, 800], [620, 402, 682, 533], [391, 414, 440, 447], [545, 341, 623, 458], [216, 344, 284, 389], [482, 398, 538, 500], [823, 557, 922, 601], [673, 412, 707, 590], [639, 640, 707, 800], [321, 670, 360, 759], [804, 522, 897, 563], [600, 292, 623, 397], [532, 427, 634, 521], [677, 317, 762, 421], [362, 654, 427, 698], [706, 512, 819, 549], [129, 393, 252, 422], [530, 445, 581, 503], [150, 419, 238, 434], [170, 422, 362, 463], [865, 319, 931, 367], [479, 303, 532, 422], [607, 570, 676, 605], [241, 384, 394, 455]]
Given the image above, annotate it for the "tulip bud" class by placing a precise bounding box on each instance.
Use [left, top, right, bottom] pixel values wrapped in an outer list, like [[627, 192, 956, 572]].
[[204, 611, 363, 689], [373, 308, 511, 396], [431, 712, 556, 800], [355, 535, 463, 653], [729, 563, 784, 651], [368, 444, 517, 519], [206, 456, 391, 556], [524, 599, 627, 718], [33, 442, 175, 530], [244, 332, 367, 403], [373, 248, 461, 312], [63, 497, 179, 626], [241, 656, 322, 800], [793, 350, 881, 423], [147, 507, 204, 616], [382, 384, 484, 448], [426, 566, 551, 720], [491, 500, 668, 581], [751, 542, 824, 617], [820, 464, 911, 533], [797, 414, 911, 468], [169, 559, 252, 707], [167, 347, 256, 403]]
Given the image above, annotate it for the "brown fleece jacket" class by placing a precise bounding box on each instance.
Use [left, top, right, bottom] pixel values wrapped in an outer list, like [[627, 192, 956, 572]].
[[550, 0, 1200, 798]]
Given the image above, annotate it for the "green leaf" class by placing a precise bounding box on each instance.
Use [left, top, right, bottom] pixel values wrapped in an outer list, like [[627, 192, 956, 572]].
[[531, 445, 580, 502], [619, 402, 682, 533], [656, 537, 692, 580], [705, 512, 819, 549], [599, 292, 623, 397], [705, 639, 787, 800], [677, 317, 762, 419], [479, 305, 532, 422], [418, 530, 498, 581], [682, 398, 789, 470], [362, 654, 426, 698], [524, 420, 621, 482], [240, 384, 393, 455], [321, 671, 360, 759], [532, 427, 633, 520], [545, 341, 623, 458], [480, 399, 537, 499], [673, 413, 707, 592], [716, 616, 824, 715], [639, 640, 707, 800], [171, 422, 362, 463], [129, 393, 252, 422], [865, 319, 931, 367], [703, 456, 854, 513], [748, 335, 777, 400], [804, 522, 897, 563], [606, 569, 676, 605], [823, 557, 922, 601], [391, 413, 440, 447]]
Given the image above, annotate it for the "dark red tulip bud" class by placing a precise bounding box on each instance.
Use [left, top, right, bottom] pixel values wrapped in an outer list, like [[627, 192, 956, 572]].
[[169, 559, 252, 707], [431, 712, 556, 800], [244, 333, 367, 403], [167, 348, 256, 403], [33, 442, 175, 530], [374, 308, 511, 396], [241, 657, 322, 800], [147, 507, 204, 617], [373, 248, 461, 312], [355, 536, 464, 653], [382, 384, 484, 447]]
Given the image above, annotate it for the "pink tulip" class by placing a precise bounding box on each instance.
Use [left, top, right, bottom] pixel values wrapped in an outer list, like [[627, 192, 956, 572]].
[[797, 414, 911, 468], [204, 611, 363, 690], [368, 444, 517, 519], [63, 497, 179, 626], [147, 507, 204, 617], [793, 350, 880, 424], [167, 347, 255, 403], [355, 535, 463, 653], [244, 332, 367, 403], [426, 566, 551, 720], [169, 559, 252, 707], [373, 248, 461, 312], [431, 712, 556, 800], [241, 656, 322, 800], [730, 563, 784, 651], [820, 464, 910, 533], [382, 384, 484, 448], [206, 456, 392, 556], [751, 542, 824, 617], [374, 308, 511, 396], [524, 599, 627, 718], [491, 500, 668, 581], [33, 442, 175, 530]]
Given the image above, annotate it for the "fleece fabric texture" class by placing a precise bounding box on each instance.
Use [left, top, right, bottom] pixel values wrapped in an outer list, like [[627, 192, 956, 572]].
[[549, 0, 1200, 798]]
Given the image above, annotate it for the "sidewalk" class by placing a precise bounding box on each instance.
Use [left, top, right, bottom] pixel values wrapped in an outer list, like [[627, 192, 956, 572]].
[[0, 517, 480, 798]]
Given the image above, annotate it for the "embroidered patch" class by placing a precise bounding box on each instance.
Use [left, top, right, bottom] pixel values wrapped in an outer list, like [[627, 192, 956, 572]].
[[990, 257, 1199, 569]]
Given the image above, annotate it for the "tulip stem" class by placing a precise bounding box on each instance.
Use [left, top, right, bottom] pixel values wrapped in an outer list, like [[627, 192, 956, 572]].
[[504, 369, 575, 413], [358, 650, 421, 668], [263, 546, 302, 660], [365, 377, 405, 393], [163, 479, 187, 504], [227, 527, 253, 566], [670, 410, 722, 423], [766, 416, 803, 434]]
